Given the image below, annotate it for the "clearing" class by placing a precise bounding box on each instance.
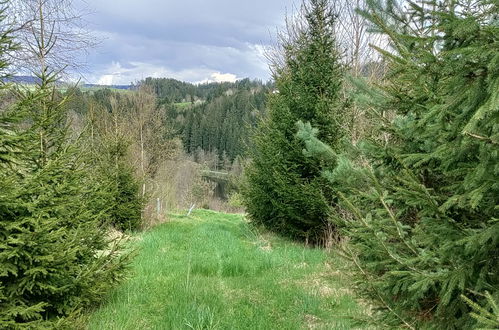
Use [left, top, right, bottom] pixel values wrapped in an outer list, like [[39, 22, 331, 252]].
[[87, 210, 371, 329]]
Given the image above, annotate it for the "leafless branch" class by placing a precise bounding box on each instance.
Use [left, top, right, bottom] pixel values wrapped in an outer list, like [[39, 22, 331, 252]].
[[6, 0, 98, 78]]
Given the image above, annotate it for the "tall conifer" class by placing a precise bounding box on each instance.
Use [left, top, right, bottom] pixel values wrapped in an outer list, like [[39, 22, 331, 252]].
[[242, 0, 345, 241]]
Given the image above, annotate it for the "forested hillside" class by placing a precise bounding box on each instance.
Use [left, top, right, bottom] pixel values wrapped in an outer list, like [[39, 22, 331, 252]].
[[62, 77, 270, 166], [143, 77, 270, 161]]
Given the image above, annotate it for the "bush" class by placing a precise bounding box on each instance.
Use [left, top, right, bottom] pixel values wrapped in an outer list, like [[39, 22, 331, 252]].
[[228, 192, 244, 209]]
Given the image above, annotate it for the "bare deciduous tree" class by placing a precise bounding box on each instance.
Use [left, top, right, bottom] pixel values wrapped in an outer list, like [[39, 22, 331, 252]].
[[332, 0, 387, 78], [267, 0, 387, 80], [7, 0, 96, 76]]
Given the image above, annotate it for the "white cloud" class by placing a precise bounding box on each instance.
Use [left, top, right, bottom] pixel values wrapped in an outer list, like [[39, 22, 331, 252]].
[[212, 72, 238, 82], [97, 75, 114, 85], [195, 72, 238, 85], [78, 0, 287, 84]]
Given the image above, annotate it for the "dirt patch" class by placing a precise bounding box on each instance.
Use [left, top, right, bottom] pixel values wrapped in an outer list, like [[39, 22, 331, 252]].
[[304, 314, 322, 329], [260, 243, 272, 252]]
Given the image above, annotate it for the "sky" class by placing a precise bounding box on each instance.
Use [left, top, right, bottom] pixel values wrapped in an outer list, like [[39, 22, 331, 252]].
[[79, 0, 296, 85]]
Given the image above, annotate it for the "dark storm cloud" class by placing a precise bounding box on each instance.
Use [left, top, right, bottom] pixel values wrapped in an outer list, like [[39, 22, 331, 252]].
[[79, 0, 296, 84]]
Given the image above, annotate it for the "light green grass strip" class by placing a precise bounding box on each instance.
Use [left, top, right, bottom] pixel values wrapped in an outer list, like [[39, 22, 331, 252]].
[[87, 210, 370, 330]]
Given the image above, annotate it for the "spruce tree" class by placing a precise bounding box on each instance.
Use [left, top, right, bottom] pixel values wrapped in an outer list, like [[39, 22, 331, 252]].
[[0, 76, 131, 328], [82, 94, 144, 231], [242, 0, 345, 241], [99, 137, 143, 231], [0, 3, 130, 326], [299, 0, 499, 327]]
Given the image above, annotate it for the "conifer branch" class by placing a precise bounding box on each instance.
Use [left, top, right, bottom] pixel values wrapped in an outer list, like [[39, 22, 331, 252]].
[[463, 131, 497, 145]]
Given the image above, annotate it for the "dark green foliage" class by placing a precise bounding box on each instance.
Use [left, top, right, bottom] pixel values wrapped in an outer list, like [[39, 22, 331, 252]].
[[242, 0, 345, 242], [181, 86, 268, 161], [0, 84, 130, 328], [157, 78, 270, 162], [462, 291, 499, 329], [0, 1, 20, 167], [141, 77, 269, 106], [0, 6, 130, 325], [141, 77, 198, 104], [299, 0, 499, 328], [111, 169, 143, 231], [96, 142, 143, 232]]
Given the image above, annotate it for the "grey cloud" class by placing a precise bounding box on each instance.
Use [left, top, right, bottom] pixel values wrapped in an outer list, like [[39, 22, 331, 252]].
[[77, 0, 296, 84]]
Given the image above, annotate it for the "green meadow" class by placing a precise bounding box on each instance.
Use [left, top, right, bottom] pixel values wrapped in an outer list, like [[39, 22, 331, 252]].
[[87, 210, 372, 329]]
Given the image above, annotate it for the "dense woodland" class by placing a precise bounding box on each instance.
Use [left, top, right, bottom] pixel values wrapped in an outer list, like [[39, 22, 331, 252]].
[[64, 77, 270, 164], [144, 78, 270, 161], [0, 0, 498, 329]]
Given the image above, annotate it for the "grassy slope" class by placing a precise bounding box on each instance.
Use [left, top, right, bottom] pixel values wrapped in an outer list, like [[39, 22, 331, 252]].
[[174, 102, 193, 108], [87, 210, 370, 329]]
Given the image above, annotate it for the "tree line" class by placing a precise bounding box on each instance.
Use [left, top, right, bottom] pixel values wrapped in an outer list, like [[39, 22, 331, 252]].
[[64, 77, 270, 167], [142, 77, 270, 163], [141, 76, 271, 105]]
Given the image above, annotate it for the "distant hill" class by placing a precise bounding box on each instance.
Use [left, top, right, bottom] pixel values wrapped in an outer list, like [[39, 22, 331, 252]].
[[82, 83, 133, 90], [4, 75, 42, 84], [140, 77, 272, 104], [4, 75, 134, 90]]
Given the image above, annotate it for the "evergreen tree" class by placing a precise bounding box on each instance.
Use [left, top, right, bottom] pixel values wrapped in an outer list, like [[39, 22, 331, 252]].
[[242, 0, 345, 241], [299, 0, 499, 327], [83, 94, 145, 231], [174, 86, 267, 162], [99, 138, 143, 231], [1, 78, 130, 328], [0, 3, 130, 326]]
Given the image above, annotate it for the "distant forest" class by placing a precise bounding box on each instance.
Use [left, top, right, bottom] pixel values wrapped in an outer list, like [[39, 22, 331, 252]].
[[65, 78, 271, 165]]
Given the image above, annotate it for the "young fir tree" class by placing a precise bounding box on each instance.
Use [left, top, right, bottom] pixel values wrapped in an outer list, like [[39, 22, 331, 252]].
[[242, 0, 345, 242], [299, 0, 499, 328], [0, 5, 130, 327], [81, 94, 144, 232], [99, 137, 143, 231]]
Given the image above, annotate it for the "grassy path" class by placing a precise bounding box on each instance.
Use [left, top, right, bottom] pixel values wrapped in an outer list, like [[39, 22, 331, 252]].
[[88, 210, 370, 329]]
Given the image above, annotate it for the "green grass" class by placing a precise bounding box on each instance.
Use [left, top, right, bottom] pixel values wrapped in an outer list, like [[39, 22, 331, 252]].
[[174, 102, 194, 109], [80, 86, 132, 93], [175, 101, 192, 106], [87, 210, 371, 329]]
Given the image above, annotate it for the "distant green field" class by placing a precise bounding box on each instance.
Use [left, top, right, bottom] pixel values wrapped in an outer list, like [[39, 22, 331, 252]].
[[86, 210, 373, 329], [80, 86, 132, 93], [175, 101, 193, 108]]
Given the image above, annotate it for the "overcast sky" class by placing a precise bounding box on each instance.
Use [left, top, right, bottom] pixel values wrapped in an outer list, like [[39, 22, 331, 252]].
[[79, 0, 296, 85]]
